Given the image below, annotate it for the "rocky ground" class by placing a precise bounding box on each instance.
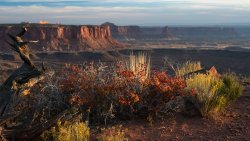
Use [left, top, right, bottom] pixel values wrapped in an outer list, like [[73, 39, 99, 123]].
[[91, 84, 250, 141]]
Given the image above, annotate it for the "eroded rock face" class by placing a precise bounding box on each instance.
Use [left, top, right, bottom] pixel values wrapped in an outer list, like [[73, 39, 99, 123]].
[[102, 22, 142, 40], [102, 22, 240, 41], [102, 22, 173, 40], [0, 24, 123, 52]]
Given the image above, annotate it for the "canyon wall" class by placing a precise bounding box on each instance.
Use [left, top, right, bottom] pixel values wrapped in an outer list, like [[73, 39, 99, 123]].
[[0, 23, 247, 53], [0, 24, 123, 52], [102, 22, 242, 41], [102, 22, 173, 40]]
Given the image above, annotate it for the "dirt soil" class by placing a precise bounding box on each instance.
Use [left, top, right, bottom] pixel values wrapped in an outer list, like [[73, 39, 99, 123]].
[[91, 85, 250, 141]]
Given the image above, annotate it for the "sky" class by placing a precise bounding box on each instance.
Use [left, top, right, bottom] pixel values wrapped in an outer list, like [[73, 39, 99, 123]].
[[0, 0, 250, 26]]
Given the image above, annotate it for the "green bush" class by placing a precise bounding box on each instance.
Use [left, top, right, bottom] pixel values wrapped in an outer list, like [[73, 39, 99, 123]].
[[220, 73, 243, 102], [41, 121, 90, 141], [185, 73, 223, 116], [185, 72, 243, 117]]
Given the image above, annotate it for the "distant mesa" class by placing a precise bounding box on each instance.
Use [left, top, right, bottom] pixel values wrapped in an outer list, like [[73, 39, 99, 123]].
[[102, 22, 241, 41], [0, 22, 247, 52], [0, 23, 123, 52], [102, 22, 174, 40]]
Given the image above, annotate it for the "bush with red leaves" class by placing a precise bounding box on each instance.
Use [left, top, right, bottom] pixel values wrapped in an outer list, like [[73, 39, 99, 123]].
[[58, 63, 194, 123]]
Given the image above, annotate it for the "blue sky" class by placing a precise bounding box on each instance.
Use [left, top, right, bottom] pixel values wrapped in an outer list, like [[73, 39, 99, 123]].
[[1, 0, 250, 26]]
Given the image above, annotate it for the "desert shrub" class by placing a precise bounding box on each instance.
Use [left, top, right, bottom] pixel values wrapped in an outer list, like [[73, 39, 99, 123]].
[[208, 73, 243, 114], [142, 71, 190, 117], [60, 62, 117, 123], [41, 121, 89, 141], [58, 53, 151, 122], [185, 72, 243, 117], [185, 73, 223, 116], [97, 125, 128, 141], [175, 61, 202, 77], [61, 62, 143, 121], [58, 56, 192, 123], [218, 73, 243, 104]]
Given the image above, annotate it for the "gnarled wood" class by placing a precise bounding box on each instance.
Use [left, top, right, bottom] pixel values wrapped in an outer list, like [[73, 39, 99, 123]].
[[0, 27, 42, 117], [3, 107, 81, 140], [0, 27, 81, 140]]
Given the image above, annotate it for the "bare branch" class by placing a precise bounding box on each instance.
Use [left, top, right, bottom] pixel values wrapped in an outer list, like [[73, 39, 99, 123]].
[[16, 27, 27, 37]]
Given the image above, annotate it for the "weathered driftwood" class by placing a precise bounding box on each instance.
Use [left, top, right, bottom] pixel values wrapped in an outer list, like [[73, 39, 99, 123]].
[[0, 127, 6, 141], [0, 27, 43, 117], [0, 27, 82, 140], [0, 27, 46, 139]]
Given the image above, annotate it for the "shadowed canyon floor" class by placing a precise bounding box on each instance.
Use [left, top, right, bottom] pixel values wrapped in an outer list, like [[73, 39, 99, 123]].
[[1, 48, 250, 80]]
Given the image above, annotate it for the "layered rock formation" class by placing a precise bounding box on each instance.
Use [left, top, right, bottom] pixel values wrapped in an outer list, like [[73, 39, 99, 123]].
[[102, 22, 142, 40], [0, 24, 123, 52], [102, 22, 173, 40], [0, 22, 245, 52], [102, 22, 241, 41]]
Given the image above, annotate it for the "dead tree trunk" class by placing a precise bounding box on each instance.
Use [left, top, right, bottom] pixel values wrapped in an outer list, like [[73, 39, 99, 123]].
[[0, 27, 81, 140], [0, 27, 43, 117]]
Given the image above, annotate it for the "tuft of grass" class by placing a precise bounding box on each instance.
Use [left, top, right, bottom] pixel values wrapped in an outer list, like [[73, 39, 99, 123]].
[[126, 52, 151, 81], [97, 125, 128, 141], [210, 73, 243, 113], [220, 73, 243, 101], [41, 121, 90, 141], [185, 73, 223, 116], [175, 61, 202, 77]]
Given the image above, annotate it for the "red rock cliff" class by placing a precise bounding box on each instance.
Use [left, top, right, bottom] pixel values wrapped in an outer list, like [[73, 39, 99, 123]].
[[0, 24, 123, 52]]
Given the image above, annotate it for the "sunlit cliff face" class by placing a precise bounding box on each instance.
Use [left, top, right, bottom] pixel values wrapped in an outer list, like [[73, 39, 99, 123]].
[[0, 25, 123, 51]]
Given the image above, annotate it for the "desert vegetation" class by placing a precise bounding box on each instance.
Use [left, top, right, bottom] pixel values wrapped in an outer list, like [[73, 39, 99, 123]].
[[185, 72, 243, 117], [0, 51, 244, 140], [0, 28, 245, 141]]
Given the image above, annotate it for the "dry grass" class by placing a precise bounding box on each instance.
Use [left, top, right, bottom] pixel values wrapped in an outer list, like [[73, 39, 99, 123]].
[[175, 61, 202, 77], [185, 73, 223, 116], [97, 125, 128, 141], [125, 52, 151, 81], [41, 121, 90, 141], [185, 72, 243, 117]]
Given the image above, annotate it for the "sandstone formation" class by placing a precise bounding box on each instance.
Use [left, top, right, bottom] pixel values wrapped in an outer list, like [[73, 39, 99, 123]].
[[0, 24, 123, 52], [0, 22, 246, 52], [102, 22, 142, 40], [102, 22, 241, 41], [102, 22, 173, 40]]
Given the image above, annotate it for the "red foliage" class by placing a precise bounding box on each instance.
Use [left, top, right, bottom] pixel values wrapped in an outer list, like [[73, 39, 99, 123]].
[[58, 63, 195, 120], [151, 71, 187, 98], [118, 91, 140, 106]]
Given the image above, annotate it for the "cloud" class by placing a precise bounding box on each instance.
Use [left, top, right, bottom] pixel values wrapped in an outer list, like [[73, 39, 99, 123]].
[[1, 0, 250, 25], [0, 6, 153, 25]]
